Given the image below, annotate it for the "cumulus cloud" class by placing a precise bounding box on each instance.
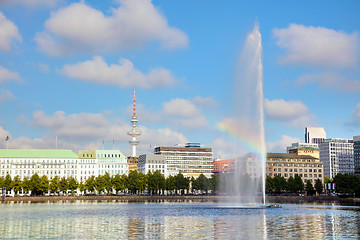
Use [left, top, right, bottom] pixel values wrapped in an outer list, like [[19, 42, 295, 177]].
[[192, 96, 217, 107], [0, 11, 22, 52], [0, 89, 15, 103], [162, 98, 207, 129], [267, 135, 302, 153], [265, 98, 315, 128], [273, 24, 358, 68], [211, 137, 243, 160], [0, 66, 21, 84], [28, 110, 187, 154], [0, 0, 60, 8], [35, 0, 188, 56], [60, 56, 177, 89], [296, 72, 360, 93]]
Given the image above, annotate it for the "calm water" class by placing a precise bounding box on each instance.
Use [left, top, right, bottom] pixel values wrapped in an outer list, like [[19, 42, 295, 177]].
[[0, 201, 359, 239]]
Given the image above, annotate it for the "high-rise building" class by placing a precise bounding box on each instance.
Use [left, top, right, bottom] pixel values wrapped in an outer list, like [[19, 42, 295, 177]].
[[305, 127, 326, 144], [353, 136, 360, 175], [154, 143, 213, 178], [319, 138, 354, 179], [138, 154, 168, 177]]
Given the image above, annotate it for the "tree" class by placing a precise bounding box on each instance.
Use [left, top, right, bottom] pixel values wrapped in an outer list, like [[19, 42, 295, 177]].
[[85, 176, 96, 195], [175, 173, 189, 194], [103, 173, 113, 195], [4, 174, 12, 194], [39, 175, 49, 196], [50, 176, 60, 195], [59, 176, 69, 195], [166, 175, 176, 194], [22, 177, 31, 195], [286, 176, 296, 193], [127, 170, 139, 194], [315, 179, 323, 195], [112, 174, 124, 195], [273, 175, 287, 193], [197, 174, 210, 194], [95, 175, 106, 195], [305, 180, 314, 191], [294, 175, 304, 192], [265, 176, 274, 192], [30, 173, 41, 196], [68, 177, 79, 196], [0, 176, 4, 189], [148, 170, 166, 195], [137, 172, 148, 195], [12, 175, 22, 196], [209, 174, 219, 193], [78, 181, 85, 195]]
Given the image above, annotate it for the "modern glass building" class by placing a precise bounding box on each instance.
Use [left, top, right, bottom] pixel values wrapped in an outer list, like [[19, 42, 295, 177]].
[[354, 136, 360, 176]]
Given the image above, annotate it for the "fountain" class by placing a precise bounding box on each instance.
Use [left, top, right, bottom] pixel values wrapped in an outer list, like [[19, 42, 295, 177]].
[[218, 22, 267, 206]]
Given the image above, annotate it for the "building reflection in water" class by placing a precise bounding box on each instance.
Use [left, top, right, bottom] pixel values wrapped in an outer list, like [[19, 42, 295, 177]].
[[0, 202, 359, 239]]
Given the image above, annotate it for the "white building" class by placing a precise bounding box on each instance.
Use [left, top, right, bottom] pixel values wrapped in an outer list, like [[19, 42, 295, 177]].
[[154, 143, 213, 178], [305, 127, 326, 144], [319, 139, 354, 179], [0, 149, 84, 181], [287, 142, 319, 153], [138, 154, 168, 177], [95, 150, 128, 177]]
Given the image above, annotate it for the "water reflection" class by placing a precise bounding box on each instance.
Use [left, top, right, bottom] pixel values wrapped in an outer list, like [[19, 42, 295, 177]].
[[0, 202, 359, 239]]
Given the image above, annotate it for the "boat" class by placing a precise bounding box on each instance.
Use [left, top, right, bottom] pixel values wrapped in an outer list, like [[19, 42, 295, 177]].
[[266, 204, 282, 208]]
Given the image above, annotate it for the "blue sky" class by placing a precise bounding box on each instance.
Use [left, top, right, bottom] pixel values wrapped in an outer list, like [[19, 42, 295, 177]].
[[0, 0, 359, 158]]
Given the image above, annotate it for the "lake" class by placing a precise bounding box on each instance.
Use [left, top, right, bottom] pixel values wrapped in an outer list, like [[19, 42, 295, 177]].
[[0, 201, 359, 239]]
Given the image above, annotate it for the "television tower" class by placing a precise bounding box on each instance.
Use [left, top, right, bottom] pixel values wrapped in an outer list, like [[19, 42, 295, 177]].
[[127, 90, 141, 156]]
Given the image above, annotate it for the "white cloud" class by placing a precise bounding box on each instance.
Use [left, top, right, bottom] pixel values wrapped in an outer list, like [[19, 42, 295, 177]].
[[0, 66, 21, 84], [0, 89, 15, 103], [265, 98, 314, 128], [267, 135, 302, 153], [192, 96, 217, 107], [162, 98, 207, 129], [273, 24, 358, 68], [296, 72, 360, 93], [0, 0, 60, 8], [211, 137, 242, 160], [28, 110, 187, 155], [60, 56, 177, 89], [0, 11, 22, 52], [35, 0, 188, 56], [353, 103, 360, 121], [38, 63, 50, 73]]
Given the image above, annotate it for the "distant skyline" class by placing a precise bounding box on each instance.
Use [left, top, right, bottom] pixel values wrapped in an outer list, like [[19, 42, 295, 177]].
[[0, 0, 359, 158]]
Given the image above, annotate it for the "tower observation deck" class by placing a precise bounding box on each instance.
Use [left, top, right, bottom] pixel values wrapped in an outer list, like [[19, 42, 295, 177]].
[[127, 90, 141, 157]]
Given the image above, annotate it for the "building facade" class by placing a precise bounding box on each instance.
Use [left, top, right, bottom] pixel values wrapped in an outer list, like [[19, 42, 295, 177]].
[[287, 142, 319, 153], [266, 153, 324, 184], [154, 143, 213, 178], [212, 159, 234, 174], [94, 150, 128, 177], [354, 136, 360, 176], [319, 139, 354, 179], [305, 127, 326, 144], [288, 147, 320, 159], [138, 154, 168, 177]]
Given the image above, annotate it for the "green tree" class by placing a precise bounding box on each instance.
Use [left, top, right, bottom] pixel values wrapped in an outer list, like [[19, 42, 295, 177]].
[[175, 173, 189, 195], [315, 179, 323, 195], [148, 170, 166, 195], [294, 175, 304, 192], [324, 176, 332, 184], [95, 175, 106, 195], [68, 177, 79, 196], [85, 176, 96, 195], [127, 170, 139, 194], [4, 174, 12, 194], [266, 176, 274, 192], [59, 176, 69, 195], [50, 176, 60, 195], [305, 180, 314, 191], [209, 174, 219, 193], [12, 175, 22, 196], [39, 175, 49, 196], [22, 176, 31, 195], [103, 172, 113, 195], [197, 174, 210, 194], [78, 181, 85, 195], [0, 176, 4, 189], [112, 174, 124, 195], [286, 176, 295, 192], [166, 175, 176, 194], [273, 175, 287, 193], [137, 172, 148, 195], [30, 173, 41, 196]]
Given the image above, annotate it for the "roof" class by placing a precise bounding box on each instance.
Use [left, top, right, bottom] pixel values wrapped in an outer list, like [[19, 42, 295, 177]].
[[0, 149, 78, 159], [267, 153, 318, 160]]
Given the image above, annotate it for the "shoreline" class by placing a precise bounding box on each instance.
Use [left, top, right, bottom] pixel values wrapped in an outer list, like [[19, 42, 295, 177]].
[[2, 195, 360, 204]]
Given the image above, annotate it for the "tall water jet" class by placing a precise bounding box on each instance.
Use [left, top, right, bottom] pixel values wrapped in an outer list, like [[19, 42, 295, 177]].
[[219, 22, 266, 205]]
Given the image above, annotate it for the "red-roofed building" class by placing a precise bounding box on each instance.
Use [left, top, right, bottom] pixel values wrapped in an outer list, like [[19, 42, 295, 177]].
[[212, 159, 234, 174]]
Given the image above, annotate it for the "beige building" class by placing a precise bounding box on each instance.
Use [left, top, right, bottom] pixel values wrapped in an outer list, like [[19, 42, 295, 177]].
[[266, 152, 324, 184], [288, 147, 319, 159]]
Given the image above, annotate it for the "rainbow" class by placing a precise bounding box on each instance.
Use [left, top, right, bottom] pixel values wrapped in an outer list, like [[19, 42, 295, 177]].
[[216, 121, 265, 155]]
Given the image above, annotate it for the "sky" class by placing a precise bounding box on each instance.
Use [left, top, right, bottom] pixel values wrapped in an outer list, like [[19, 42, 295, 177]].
[[0, 0, 359, 158]]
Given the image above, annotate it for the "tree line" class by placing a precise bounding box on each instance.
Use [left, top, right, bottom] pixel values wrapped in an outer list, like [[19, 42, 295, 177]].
[[0, 171, 219, 197], [266, 175, 323, 195]]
